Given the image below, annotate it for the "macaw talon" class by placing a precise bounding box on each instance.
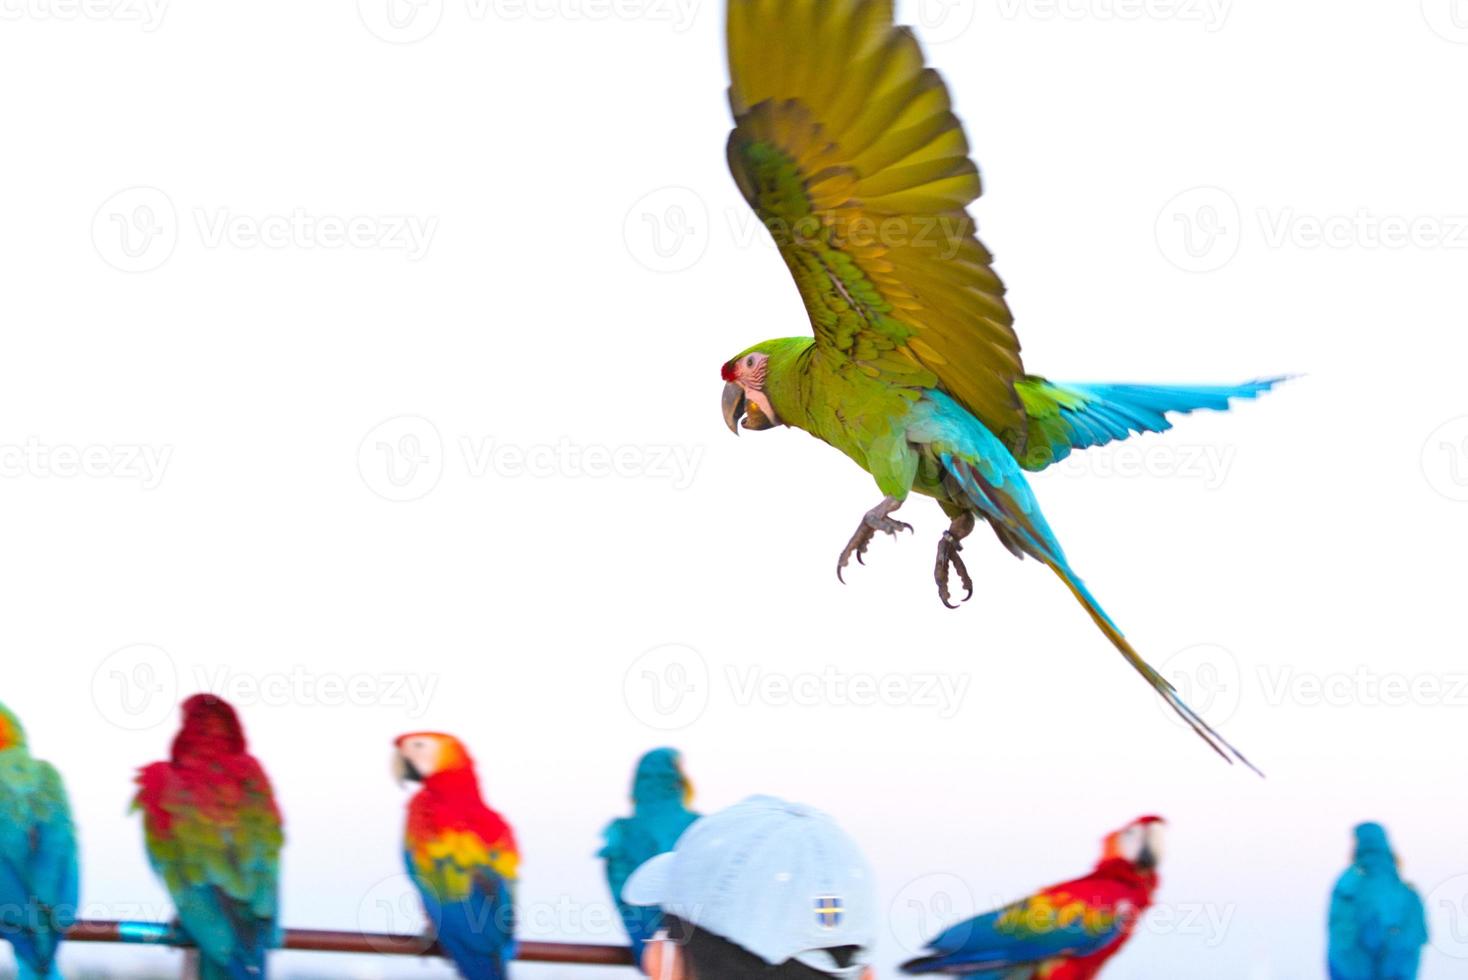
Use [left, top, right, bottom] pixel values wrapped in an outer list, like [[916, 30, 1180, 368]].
[[935, 530, 974, 609], [836, 497, 910, 583]]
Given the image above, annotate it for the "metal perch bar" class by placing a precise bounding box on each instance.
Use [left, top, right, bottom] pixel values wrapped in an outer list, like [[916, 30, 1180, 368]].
[[65, 920, 637, 966]]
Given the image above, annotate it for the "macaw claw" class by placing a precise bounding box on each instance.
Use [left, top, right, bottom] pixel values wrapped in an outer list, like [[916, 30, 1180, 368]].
[[836, 497, 911, 583], [935, 529, 974, 609]]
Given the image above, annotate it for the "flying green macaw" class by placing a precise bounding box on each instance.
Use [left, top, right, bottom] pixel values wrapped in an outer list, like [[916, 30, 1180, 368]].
[[719, 0, 1284, 771]]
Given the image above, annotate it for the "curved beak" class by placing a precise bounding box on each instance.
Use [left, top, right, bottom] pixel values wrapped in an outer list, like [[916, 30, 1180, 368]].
[[392, 751, 422, 787], [1137, 823, 1165, 872], [722, 382, 747, 436]]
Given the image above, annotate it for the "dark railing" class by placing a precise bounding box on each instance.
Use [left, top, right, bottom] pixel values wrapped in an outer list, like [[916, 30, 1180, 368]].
[[66, 920, 636, 966]]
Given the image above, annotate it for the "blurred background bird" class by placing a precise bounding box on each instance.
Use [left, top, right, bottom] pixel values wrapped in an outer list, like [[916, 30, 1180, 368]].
[[394, 732, 519, 980], [902, 816, 1164, 978], [1328, 823, 1428, 980], [133, 694, 283, 980], [597, 748, 699, 968], [719, 0, 1284, 771], [0, 703, 79, 980]]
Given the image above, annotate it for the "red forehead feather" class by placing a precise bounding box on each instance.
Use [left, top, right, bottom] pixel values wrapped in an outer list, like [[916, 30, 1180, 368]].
[[720, 361, 738, 382]]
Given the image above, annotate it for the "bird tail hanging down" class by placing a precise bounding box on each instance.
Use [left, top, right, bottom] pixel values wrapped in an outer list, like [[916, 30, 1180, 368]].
[[940, 449, 1261, 775], [1046, 558, 1263, 777]]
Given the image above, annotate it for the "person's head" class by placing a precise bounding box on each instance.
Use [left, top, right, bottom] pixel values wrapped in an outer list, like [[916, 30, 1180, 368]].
[[623, 796, 876, 980]]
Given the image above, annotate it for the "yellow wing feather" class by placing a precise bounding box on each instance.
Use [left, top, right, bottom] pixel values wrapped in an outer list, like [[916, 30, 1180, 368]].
[[727, 0, 1026, 438]]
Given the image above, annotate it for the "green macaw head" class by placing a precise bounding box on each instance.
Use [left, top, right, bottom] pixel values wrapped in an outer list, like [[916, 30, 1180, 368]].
[[720, 336, 809, 435]]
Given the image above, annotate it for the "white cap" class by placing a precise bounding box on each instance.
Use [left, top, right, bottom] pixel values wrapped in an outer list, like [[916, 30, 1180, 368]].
[[622, 796, 875, 976]]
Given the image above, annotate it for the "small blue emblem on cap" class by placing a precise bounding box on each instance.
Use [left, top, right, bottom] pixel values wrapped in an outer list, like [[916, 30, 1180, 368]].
[[815, 896, 844, 928]]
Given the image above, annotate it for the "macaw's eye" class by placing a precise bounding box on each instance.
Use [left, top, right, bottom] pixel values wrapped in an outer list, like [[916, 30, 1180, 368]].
[[746, 356, 755, 367]]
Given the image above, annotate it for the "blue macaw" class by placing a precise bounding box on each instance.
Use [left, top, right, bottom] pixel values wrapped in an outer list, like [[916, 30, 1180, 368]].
[[0, 704, 80, 980], [1329, 823, 1428, 980], [599, 749, 699, 967]]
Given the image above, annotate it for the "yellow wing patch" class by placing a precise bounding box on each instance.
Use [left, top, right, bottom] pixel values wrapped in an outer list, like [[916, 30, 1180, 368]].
[[727, 0, 1025, 438]]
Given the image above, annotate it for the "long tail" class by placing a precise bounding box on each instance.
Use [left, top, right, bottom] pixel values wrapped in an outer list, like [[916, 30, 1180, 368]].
[[939, 443, 1260, 775], [1046, 557, 1262, 776]]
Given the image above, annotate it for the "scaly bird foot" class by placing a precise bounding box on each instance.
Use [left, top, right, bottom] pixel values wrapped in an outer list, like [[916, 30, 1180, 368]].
[[935, 530, 974, 609], [837, 498, 913, 583]]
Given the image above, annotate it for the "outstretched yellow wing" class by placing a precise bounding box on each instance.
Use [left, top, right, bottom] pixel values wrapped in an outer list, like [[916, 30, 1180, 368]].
[[727, 0, 1026, 439]]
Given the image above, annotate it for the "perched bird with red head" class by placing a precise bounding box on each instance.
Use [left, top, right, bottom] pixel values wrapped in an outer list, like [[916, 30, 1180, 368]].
[[902, 816, 1165, 979], [133, 695, 283, 980], [394, 732, 520, 980]]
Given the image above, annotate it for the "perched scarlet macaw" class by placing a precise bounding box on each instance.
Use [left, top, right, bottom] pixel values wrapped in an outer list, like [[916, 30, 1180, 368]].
[[902, 817, 1164, 979], [133, 695, 284, 980], [394, 732, 519, 980]]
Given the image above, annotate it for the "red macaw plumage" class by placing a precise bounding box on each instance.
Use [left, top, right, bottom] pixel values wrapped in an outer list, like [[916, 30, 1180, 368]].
[[133, 695, 284, 980], [394, 732, 519, 980], [903, 817, 1164, 979]]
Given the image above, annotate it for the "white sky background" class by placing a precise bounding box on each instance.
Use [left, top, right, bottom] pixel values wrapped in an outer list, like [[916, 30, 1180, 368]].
[[2, 1, 1467, 978]]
